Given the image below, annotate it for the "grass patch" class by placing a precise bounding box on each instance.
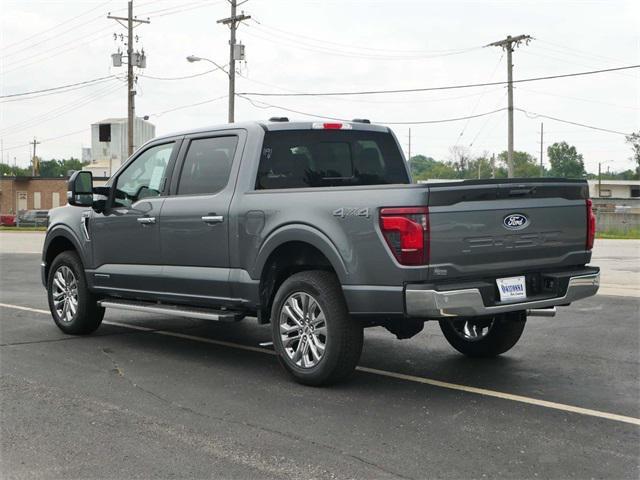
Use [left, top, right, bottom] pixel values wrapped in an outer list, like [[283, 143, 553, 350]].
[[0, 226, 47, 232], [597, 229, 640, 239]]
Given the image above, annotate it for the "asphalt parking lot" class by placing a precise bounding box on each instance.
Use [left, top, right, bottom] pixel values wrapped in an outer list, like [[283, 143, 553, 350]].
[[1, 236, 638, 479]]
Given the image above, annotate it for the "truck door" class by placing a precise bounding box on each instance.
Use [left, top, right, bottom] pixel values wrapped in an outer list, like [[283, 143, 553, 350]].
[[159, 130, 245, 305], [90, 140, 179, 293]]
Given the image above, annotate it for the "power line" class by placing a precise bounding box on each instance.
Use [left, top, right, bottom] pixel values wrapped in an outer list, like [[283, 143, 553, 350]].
[[244, 26, 479, 61], [147, 95, 228, 117], [1, 26, 114, 74], [236, 71, 507, 104], [1, 0, 112, 55], [145, 1, 223, 18], [518, 87, 639, 111], [2, 128, 89, 153], [0, 75, 116, 99], [140, 65, 228, 80], [0, 77, 121, 104], [247, 20, 481, 59], [237, 95, 632, 134], [515, 108, 630, 136], [521, 49, 638, 79], [237, 65, 640, 97], [468, 90, 509, 148], [250, 18, 480, 55], [0, 80, 124, 137], [454, 53, 504, 147], [237, 94, 507, 124], [536, 38, 628, 65]]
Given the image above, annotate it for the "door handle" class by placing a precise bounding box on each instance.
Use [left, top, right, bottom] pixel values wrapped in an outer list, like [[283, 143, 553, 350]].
[[137, 217, 156, 225], [201, 215, 224, 225]]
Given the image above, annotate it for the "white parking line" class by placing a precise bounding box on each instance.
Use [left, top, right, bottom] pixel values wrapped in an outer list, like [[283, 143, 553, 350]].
[[2, 302, 639, 427]]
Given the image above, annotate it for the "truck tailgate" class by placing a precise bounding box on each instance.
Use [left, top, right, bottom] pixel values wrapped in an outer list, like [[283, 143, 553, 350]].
[[427, 180, 591, 280]]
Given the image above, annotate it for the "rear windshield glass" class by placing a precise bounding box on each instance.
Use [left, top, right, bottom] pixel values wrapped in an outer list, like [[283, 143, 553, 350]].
[[256, 130, 409, 189]]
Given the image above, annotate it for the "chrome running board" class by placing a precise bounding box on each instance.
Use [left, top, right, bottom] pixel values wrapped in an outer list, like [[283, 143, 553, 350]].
[[98, 299, 244, 322]]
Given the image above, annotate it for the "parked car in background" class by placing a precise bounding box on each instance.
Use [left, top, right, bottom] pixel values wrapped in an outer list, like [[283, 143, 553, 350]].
[[17, 210, 49, 227], [0, 214, 17, 226]]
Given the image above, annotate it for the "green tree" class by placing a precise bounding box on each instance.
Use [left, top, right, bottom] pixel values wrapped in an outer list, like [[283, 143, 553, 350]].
[[547, 142, 585, 178], [462, 156, 494, 179], [409, 155, 437, 178], [497, 151, 542, 177], [0, 163, 30, 176], [409, 155, 458, 181], [39, 157, 87, 177], [625, 131, 640, 178]]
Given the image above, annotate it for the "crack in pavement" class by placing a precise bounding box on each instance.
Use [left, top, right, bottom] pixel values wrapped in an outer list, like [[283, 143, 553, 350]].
[[99, 347, 415, 480]]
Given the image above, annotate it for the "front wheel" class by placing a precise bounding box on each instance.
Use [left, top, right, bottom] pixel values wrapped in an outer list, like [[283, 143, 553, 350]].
[[47, 251, 104, 335], [439, 311, 526, 357], [271, 270, 363, 386]]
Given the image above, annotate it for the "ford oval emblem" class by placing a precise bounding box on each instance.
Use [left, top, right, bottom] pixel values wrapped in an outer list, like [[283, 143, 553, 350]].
[[503, 213, 529, 230]]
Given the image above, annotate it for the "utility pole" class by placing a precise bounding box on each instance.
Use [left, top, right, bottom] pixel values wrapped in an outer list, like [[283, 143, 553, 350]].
[[491, 153, 496, 179], [217, 0, 250, 123], [539, 122, 544, 177], [30, 137, 40, 176], [487, 34, 532, 178], [408, 128, 412, 161], [108, 2, 149, 156], [598, 162, 602, 197]]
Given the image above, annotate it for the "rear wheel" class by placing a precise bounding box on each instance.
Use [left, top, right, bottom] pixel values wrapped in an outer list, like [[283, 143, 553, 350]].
[[271, 270, 363, 386], [47, 251, 104, 335], [439, 311, 526, 357]]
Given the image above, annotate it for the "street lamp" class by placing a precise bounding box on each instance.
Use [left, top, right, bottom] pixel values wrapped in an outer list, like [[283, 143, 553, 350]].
[[186, 55, 234, 122]]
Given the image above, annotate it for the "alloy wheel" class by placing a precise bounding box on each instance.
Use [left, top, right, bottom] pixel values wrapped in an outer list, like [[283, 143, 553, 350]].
[[279, 292, 327, 368], [51, 265, 79, 323], [454, 318, 495, 341]]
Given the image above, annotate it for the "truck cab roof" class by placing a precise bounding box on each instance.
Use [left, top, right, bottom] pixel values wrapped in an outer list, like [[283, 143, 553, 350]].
[[153, 119, 390, 142]]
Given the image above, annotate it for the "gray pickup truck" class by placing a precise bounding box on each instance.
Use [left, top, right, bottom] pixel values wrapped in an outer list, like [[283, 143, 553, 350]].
[[42, 119, 599, 385]]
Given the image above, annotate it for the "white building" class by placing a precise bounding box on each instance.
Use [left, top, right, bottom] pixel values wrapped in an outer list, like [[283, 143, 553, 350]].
[[81, 147, 92, 163], [85, 117, 155, 177], [588, 179, 640, 199]]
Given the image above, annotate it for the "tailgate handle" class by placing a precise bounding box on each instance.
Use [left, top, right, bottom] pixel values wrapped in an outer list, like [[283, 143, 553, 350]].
[[509, 187, 536, 196]]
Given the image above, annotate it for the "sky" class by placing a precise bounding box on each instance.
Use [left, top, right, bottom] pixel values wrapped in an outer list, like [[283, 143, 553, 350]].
[[1, 0, 639, 174]]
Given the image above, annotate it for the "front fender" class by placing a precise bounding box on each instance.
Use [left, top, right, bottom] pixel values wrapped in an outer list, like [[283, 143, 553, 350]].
[[41, 224, 88, 286], [251, 223, 349, 284]]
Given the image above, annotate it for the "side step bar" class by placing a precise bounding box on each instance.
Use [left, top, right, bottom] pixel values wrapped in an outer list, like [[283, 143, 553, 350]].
[[98, 299, 244, 322], [527, 307, 557, 317]]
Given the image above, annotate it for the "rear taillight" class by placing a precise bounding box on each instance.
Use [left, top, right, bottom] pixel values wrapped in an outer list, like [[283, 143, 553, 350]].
[[379, 207, 429, 266], [586, 199, 596, 250]]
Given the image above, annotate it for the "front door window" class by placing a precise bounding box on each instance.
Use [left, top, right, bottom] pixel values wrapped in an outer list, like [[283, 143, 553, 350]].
[[113, 143, 174, 208]]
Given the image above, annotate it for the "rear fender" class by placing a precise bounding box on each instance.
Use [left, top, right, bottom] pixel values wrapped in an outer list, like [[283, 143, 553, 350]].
[[252, 224, 348, 283]]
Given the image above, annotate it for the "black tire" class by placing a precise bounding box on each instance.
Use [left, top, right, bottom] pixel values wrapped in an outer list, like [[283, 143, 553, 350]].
[[47, 250, 104, 335], [439, 311, 526, 357], [271, 270, 363, 386]]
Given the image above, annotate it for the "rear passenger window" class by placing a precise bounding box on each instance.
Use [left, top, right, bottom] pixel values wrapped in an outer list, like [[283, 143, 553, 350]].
[[177, 136, 238, 195], [256, 130, 408, 189]]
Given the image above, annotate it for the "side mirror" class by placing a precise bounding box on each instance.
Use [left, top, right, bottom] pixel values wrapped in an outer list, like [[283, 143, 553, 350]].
[[67, 171, 94, 207]]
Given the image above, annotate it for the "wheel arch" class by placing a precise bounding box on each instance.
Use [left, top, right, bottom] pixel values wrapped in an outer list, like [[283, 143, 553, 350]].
[[254, 225, 348, 323], [43, 227, 85, 283]]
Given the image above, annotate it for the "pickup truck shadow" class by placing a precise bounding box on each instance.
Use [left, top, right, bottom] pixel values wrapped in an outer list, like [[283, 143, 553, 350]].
[[99, 312, 534, 396]]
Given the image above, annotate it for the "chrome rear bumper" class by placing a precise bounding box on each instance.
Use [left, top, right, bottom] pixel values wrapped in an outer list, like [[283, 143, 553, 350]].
[[405, 273, 599, 318]]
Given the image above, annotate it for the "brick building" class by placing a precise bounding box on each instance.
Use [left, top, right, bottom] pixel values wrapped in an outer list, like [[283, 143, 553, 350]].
[[0, 177, 68, 214], [0, 176, 110, 214]]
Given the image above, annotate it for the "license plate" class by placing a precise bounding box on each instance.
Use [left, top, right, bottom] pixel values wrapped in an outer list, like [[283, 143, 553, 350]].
[[496, 276, 527, 302]]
